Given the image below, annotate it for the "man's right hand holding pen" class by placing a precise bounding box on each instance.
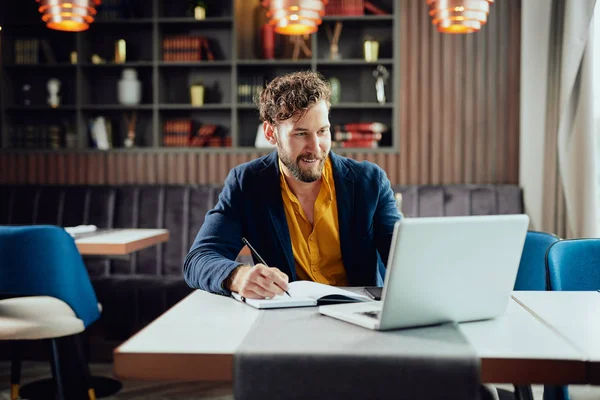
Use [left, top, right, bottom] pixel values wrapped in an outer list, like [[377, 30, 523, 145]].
[[225, 264, 290, 299]]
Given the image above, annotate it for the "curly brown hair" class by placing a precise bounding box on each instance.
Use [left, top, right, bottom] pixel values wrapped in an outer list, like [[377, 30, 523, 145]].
[[257, 70, 331, 125]]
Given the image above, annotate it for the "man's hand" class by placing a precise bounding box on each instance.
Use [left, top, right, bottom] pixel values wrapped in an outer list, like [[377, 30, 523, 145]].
[[225, 264, 289, 299]]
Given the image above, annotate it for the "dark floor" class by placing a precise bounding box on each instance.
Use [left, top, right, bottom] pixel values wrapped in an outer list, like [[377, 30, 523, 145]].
[[1, 361, 599, 400], [0, 361, 233, 400]]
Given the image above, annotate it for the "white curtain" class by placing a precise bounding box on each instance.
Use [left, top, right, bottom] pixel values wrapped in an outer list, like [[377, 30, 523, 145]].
[[520, 0, 599, 238], [595, 5, 600, 230]]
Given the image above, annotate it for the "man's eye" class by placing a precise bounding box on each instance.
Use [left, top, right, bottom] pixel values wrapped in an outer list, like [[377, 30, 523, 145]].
[[296, 132, 306, 137]]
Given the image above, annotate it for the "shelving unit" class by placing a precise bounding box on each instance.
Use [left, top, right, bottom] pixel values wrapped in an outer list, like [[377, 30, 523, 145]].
[[0, 0, 398, 151]]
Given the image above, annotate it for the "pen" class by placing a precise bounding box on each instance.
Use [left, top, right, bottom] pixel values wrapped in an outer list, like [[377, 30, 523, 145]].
[[241, 237, 292, 297]]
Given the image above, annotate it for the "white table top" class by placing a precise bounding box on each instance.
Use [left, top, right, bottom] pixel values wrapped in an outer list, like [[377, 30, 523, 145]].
[[113, 290, 587, 384], [460, 297, 586, 384], [75, 229, 169, 255], [512, 291, 600, 384]]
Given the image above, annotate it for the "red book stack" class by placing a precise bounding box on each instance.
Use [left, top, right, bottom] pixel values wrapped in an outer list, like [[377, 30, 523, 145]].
[[163, 119, 193, 147], [332, 122, 388, 148], [162, 36, 215, 62], [326, 0, 364, 16], [190, 124, 217, 147]]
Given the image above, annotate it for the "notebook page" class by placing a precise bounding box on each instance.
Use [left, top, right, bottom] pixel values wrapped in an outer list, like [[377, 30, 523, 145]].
[[288, 281, 370, 301], [231, 292, 315, 309]]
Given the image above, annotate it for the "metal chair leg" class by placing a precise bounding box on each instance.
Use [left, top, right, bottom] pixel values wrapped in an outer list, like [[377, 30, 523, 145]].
[[514, 384, 535, 400], [73, 333, 97, 400], [10, 341, 22, 400], [49, 339, 66, 400]]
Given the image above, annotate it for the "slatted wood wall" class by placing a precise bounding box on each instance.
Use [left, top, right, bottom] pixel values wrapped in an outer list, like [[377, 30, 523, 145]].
[[0, 0, 521, 185]]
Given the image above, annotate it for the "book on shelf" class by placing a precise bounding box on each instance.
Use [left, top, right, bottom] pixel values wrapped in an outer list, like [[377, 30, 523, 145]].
[[237, 76, 266, 104], [325, 0, 390, 16], [364, 1, 390, 15], [14, 39, 39, 64], [163, 119, 193, 147], [162, 35, 216, 62], [342, 122, 389, 133], [334, 131, 382, 142], [13, 38, 59, 64], [40, 40, 57, 64], [326, 0, 364, 16], [163, 119, 231, 147], [88, 117, 113, 150], [331, 122, 388, 148], [11, 124, 62, 149]]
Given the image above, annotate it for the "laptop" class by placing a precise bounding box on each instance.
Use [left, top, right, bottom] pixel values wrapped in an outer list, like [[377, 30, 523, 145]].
[[319, 214, 530, 330]]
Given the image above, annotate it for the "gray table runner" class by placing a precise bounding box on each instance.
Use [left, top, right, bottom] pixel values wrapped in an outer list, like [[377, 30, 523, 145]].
[[234, 307, 480, 400]]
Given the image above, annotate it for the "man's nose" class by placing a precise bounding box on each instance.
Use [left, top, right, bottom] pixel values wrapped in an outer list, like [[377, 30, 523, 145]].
[[306, 133, 320, 152]]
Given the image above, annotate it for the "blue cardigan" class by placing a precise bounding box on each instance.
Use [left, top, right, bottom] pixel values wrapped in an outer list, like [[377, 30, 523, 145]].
[[183, 151, 402, 295]]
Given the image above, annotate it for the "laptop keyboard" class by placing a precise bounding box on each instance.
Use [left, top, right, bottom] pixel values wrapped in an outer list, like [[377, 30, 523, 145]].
[[359, 310, 381, 319]]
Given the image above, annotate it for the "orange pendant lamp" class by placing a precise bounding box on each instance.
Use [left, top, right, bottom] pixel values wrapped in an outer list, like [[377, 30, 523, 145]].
[[262, 0, 328, 35], [36, 0, 102, 32], [427, 0, 493, 34]]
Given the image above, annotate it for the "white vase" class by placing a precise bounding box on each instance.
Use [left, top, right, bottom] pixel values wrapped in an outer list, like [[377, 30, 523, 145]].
[[47, 78, 61, 108], [118, 68, 141, 105]]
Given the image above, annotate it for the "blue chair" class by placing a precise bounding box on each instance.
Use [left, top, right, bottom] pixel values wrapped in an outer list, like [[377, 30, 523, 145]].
[[0, 225, 102, 400], [513, 231, 567, 400], [514, 231, 561, 291], [546, 238, 600, 291], [543, 238, 600, 400], [377, 193, 404, 283]]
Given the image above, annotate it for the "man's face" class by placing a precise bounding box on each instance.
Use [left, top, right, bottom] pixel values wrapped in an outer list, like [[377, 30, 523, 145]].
[[269, 100, 331, 183]]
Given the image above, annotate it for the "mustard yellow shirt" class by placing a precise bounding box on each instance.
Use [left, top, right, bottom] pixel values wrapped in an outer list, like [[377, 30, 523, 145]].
[[279, 157, 348, 286]]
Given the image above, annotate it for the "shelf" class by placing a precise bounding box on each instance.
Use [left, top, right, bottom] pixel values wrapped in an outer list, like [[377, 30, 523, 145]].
[[322, 15, 394, 22], [0, 147, 396, 154], [237, 103, 392, 110], [2, 21, 46, 27], [235, 146, 395, 154], [158, 61, 232, 67], [4, 18, 153, 26], [0, 0, 397, 152], [157, 17, 233, 25], [159, 104, 233, 110], [6, 106, 77, 111], [80, 62, 154, 67], [81, 105, 154, 110], [317, 59, 394, 66], [3, 64, 76, 69], [93, 19, 154, 24], [237, 60, 312, 66], [331, 103, 394, 109]]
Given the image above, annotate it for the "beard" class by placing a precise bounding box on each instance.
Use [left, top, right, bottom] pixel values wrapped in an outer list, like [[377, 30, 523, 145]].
[[278, 145, 328, 183]]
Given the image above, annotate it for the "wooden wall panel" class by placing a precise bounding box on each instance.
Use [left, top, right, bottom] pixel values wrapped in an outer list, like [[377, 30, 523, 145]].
[[0, 0, 520, 186]]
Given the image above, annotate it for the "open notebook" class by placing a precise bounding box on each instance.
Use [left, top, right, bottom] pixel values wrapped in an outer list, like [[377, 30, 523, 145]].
[[231, 281, 371, 309]]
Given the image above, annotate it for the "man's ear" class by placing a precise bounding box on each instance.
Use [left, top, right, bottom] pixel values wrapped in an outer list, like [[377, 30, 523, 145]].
[[264, 121, 277, 145]]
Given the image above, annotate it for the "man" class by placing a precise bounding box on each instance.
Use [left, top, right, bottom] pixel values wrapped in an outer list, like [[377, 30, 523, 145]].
[[183, 70, 401, 299]]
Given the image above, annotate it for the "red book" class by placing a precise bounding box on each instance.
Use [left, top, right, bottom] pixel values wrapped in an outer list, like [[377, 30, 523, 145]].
[[364, 1, 389, 15], [335, 131, 382, 141], [344, 122, 389, 133]]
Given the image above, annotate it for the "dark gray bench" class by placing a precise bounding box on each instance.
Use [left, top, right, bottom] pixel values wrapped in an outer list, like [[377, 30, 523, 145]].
[[0, 183, 523, 361]]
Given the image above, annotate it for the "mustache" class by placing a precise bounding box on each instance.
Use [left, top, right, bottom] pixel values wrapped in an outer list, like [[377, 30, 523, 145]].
[[297, 153, 326, 161]]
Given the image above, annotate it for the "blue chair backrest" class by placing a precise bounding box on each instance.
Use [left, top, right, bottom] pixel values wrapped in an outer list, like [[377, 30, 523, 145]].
[[0, 225, 100, 327], [514, 231, 560, 291], [546, 238, 600, 291]]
